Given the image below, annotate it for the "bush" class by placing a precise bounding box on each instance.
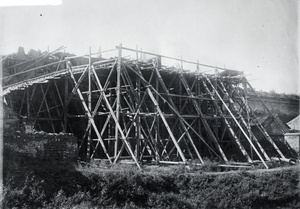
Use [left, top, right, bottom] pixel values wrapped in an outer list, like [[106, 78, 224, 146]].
[[3, 176, 46, 209], [43, 190, 94, 209], [3, 159, 300, 208]]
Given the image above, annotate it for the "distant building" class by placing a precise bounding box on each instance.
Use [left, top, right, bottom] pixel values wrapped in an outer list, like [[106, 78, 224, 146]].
[[287, 115, 300, 131], [253, 114, 290, 136], [284, 132, 300, 155], [285, 115, 300, 155]]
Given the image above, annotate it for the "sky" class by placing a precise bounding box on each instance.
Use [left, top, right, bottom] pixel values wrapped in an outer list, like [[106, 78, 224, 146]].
[[0, 0, 299, 94]]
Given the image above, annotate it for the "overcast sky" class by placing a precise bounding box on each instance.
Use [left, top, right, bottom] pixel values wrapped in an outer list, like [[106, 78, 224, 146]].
[[0, 0, 299, 94]]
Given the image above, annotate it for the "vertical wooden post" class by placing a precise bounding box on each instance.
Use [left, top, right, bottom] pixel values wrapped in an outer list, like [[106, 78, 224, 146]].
[[179, 56, 184, 114], [64, 77, 68, 133], [26, 89, 30, 116], [98, 46, 102, 58], [115, 44, 122, 157], [136, 72, 141, 160], [180, 56, 183, 69], [196, 64, 202, 151], [87, 47, 92, 160], [136, 45, 139, 60]]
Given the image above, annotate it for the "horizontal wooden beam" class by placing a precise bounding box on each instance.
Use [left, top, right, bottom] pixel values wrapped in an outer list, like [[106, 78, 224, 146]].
[[118, 45, 242, 73]]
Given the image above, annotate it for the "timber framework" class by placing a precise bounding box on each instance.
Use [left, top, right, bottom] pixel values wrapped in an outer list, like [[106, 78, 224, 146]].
[[1, 44, 297, 169]]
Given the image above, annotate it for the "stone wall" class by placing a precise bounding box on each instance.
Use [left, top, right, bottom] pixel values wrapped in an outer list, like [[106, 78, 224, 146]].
[[248, 95, 299, 123], [44, 134, 78, 160], [4, 132, 78, 161]]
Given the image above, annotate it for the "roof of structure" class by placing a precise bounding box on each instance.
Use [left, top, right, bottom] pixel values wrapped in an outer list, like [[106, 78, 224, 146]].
[[287, 115, 300, 130]]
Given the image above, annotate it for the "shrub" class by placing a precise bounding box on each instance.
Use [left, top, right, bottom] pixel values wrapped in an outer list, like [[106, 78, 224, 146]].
[[3, 158, 300, 208], [3, 176, 46, 209]]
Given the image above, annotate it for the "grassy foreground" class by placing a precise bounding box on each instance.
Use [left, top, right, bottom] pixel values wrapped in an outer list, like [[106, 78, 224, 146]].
[[2, 155, 300, 209]]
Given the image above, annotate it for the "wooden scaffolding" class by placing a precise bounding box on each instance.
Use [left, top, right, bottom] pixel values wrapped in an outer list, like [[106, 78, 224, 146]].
[[1, 45, 296, 169]]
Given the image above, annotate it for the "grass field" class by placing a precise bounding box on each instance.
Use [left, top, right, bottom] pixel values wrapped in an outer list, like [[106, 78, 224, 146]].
[[2, 149, 300, 209]]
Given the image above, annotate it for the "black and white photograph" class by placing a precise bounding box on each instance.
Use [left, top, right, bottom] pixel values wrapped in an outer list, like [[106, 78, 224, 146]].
[[0, 0, 299, 208]]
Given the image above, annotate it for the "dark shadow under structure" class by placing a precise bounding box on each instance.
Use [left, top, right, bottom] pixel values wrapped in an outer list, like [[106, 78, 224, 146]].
[[2, 45, 296, 169]]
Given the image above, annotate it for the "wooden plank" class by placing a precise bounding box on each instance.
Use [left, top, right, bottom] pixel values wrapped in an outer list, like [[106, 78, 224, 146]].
[[159, 161, 186, 165]]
